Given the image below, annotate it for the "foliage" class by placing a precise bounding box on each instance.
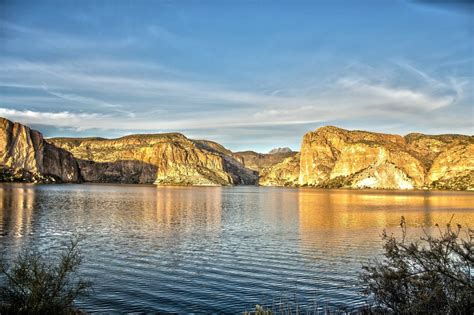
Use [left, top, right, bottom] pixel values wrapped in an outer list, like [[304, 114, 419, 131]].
[[0, 237, 91, 314], [360, 216, 473, 314]]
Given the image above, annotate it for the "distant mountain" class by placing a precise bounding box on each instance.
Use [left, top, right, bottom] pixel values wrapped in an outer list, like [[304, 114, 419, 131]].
[[268, 147, 293, 154], [1, 117, 472, 190], [233, 150, 297, 172]]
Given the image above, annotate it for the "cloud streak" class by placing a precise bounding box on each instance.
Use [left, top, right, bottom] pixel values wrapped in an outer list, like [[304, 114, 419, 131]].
[[0, 57, 468, 136], [0, 107, 102, 130]]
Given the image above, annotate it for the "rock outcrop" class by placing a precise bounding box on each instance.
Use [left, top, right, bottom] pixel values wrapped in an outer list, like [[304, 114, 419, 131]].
[[234, 150, 297, 172], [260, 126, 473, 190], [49, 134, 257, 185], [0, 118, 81, 183], [259, 154, 300, 186]]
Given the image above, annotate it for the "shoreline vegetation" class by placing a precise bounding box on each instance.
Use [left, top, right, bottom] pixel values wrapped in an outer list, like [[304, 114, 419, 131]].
[[1, 117, 473, 190], [1, 218, 472, 314]]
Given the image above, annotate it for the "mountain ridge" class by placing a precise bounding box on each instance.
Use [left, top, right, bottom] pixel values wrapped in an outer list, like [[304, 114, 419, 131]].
[[1, 117, 472, 190]]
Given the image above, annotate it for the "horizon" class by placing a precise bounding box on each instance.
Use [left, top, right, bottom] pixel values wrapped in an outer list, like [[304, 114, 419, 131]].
[[1, 0, 473, 152]]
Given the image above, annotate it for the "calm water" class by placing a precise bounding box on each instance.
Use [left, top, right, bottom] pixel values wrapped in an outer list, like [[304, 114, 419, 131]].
[[0, 183, 473, 313]]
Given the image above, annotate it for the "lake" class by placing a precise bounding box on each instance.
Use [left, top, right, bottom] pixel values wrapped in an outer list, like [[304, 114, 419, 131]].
[[0, 183, 473, 313]]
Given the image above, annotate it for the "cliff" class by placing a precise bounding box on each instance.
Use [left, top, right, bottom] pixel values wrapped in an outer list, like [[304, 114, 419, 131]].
[[49, 134, 257, 185], [259, 154, 300, 186], [260, 126, 473, 190], [0, 118, 81, 183], [1, 117, 472, 190], [234, 150, 297, 172]]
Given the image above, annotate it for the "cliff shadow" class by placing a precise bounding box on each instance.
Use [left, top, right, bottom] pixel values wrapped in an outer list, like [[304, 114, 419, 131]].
[[76, 159, 158, 184]]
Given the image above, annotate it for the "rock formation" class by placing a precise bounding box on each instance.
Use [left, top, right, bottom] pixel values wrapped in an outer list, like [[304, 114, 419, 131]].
[[259, 154, 300, 186], [0, 117, 80, 183], [49, 134, 257, 185], [1, 117, 472, 190], [234, 150, 297, 172], [260, 126, 474, 190]]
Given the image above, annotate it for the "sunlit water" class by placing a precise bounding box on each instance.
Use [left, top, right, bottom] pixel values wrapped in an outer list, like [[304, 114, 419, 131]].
[[0, 183, 473, 313]]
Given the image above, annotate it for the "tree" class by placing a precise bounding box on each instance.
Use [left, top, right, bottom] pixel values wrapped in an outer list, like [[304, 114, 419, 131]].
[[0, 237, 92, 314], [360, 216, 473, 314]]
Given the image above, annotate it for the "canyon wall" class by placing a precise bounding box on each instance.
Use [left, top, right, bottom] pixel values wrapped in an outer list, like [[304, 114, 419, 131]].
[[260, 126, 473, 190], [1, 118, 472, 190], [49, 134, 257, 185], [0, 118, 81, 182]]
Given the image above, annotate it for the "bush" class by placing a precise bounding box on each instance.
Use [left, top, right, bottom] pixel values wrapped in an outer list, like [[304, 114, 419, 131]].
[[0, 237, 92, 314], [360, 216, 473, 314]]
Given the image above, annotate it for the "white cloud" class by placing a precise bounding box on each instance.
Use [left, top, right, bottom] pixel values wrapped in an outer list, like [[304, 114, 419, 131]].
[[337, 78, 457, 110], [0, 57, 469, 135], [0, 108, 102, 128]]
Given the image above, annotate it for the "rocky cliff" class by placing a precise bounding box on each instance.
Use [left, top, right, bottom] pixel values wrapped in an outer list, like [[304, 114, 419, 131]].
[[0, 118, 81, 183], [259, 154, 300, 186], [49, 134, 257, 185], [1, 118, 472, 190], [234, 150, 297, 172], [260, 126, 473, 190]]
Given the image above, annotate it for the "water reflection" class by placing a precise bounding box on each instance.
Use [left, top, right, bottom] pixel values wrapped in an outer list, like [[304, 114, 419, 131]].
[[0, 184, 35, 239], [0, 184, 473, 312], [298, 189, 474, 231], [153, 187, 222, 232]]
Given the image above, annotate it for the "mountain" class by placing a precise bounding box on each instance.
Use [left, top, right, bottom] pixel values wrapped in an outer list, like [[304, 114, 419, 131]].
[[1, 118, 472, 190], [259, 153, 300, 186], [268, 147, 293, 154], [260, 126, 474, 190], [49, 134, 257, 186], [0, 117, 257, 185], [233, 150, 297, 172], [0, 117, 81, 183]]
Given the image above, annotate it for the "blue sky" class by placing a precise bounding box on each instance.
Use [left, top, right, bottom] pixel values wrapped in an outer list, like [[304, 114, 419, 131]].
[[0, 0, 472, 152]]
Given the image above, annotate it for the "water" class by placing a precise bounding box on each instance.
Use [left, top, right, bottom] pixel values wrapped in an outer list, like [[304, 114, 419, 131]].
[[0, 183, 473, 313]]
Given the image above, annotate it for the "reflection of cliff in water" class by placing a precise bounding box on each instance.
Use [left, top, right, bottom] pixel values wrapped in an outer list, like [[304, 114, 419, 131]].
[[0, 184, 35, 240], [298, 189, 474, 231], [297, 189, 474, 261]]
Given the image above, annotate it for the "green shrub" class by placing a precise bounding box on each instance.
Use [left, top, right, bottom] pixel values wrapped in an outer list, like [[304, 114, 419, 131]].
[[360, 216, 473, 314], [0, 237, 91, 314]]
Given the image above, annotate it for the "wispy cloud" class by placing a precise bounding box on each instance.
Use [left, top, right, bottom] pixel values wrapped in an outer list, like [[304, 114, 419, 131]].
[[0, 57, 469, 135], [337, 77, 458, 110]]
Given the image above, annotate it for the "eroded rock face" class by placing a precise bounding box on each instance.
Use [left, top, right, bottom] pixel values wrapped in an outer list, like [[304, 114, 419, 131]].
[[259, 154, 300, 186], [2, 117, 472, 190], [261, 126, 473, 190], [0, 118, 80, 182], [234, 150, 297, 172], [427, 144, 474, 190], [50, 134, 257, 185]]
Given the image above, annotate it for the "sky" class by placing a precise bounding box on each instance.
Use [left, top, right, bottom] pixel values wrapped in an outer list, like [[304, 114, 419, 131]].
[[0, 0, 473, 152]]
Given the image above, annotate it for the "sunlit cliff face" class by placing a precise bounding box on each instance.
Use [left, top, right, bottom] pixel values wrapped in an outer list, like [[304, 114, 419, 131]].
[[261, 126, 474, 190], [1, 117, 473, 190]]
